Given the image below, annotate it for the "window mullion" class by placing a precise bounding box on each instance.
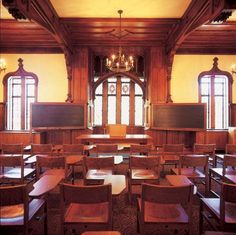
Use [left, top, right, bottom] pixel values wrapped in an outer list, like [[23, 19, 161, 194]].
[[211, 75, 215, 129], [102, 81, 108, 125], [21, 76, 26, 130], [130, 81, 135, 126], [116, 76, 121, 124]]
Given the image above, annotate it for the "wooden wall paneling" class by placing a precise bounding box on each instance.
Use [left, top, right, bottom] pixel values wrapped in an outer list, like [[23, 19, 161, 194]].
[[0, 131, 41, 146], [196, 130, 228, 150], [72, 47, 89, 103], [228, 127, 236, 144], [0, 103, 5, 130], [148, 47, 167, 104], [230, 104, 236, 126]]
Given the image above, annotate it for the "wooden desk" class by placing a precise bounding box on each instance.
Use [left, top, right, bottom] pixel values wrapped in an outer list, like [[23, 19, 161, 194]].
[[104, 175, 126, 195], [224, 174, 236, 184], [29, 175, 63, 197], [77, 134, 152, 145], [98, 155, 123, 165]]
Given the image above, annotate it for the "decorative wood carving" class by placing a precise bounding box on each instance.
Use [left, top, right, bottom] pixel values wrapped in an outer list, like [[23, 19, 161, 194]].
[[2, 0, 73, 103], [165, 0, 228, 102]]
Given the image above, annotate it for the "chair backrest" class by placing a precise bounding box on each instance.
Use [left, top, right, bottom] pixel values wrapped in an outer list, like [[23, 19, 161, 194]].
[[223, 154, 236, 175], [129, 155, 160, 175], [130, 144, 153, 155], [83, 156, 114, 172], [1, 143, 23, 154], [163, 144, 184, 153], [60, 183, 112, 225], [0, 184, 29, 228], [141, 183, 193, 204], [226, 144, 236, 154], [36, 155, 66, 178], [141, 183, 193, 222], [0, 154, 24, 181], [60, 183, 112, 204], [62, 144, 84, 155], [193, 144, 215, 154], [31, 144, 53, 155], [220, 183, 236, 224], [179, 154, 209, 174], [96, 144, 118, 156], [106, 124, 127, 136]]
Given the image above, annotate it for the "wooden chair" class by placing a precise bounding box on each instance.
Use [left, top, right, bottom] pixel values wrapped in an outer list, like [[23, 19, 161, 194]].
[[128, 155, 160, 202], [137, 183, 193, 235], [0, 155, 35, 184], [171, 154, 209, 196], [62, 144, 84, 155], [31, 144, 53, 155], [60, 183, 112, 235], [82, 232, 121, 235], [62, 144, 85, 183], [83, 156, 114, 185], [199, 183, 236, 234], [96, 144, 118, 157], [216, 144, 236, 164], [161, 144, 184, 168], [1, 143, 23, 154], [106, 124, 127, 136], [0, 184, 46, 235], [129, 144, 153, 156], [209, 154, 236, 196], [194, 143, 216, 167], [36, 155, 70, 180]]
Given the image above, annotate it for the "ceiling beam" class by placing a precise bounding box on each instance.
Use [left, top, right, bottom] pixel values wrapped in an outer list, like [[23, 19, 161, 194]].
[[2, 0, 72, 54], [165, 0, 227, 56]]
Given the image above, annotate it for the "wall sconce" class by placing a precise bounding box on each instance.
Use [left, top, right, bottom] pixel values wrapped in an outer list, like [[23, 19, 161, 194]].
[[231, 64, 236, 76], [0, 58, 7, 73]]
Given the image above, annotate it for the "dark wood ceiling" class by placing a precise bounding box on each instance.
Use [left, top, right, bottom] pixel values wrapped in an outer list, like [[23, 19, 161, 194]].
[[1, 4, 236, 54]]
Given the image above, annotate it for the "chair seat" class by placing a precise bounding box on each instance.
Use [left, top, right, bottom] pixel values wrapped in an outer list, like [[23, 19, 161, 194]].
[[64, 202, 109, 223], [2, 167, 35, 179], [172, 168, 205, 178], [86, 169, 112, 180], [131, 169, 158, 180], [201, 198, 236, 223], [210, 168, 236, 177], [137, 198, 188, 223], [0, 199, 45, 226]]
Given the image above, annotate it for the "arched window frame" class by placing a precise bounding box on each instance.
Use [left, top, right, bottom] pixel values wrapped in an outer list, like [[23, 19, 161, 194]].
[[198, 57, 233, 130], [2, 58, 38, 130], [91, 71, 146, 126]]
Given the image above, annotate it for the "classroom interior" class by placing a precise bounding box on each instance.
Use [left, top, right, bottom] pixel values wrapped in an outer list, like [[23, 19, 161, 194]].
[[0, 1, 236, 235]]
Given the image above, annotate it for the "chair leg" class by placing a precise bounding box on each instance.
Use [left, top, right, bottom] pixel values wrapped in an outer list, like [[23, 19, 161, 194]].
[[199, 201, 203, 235]]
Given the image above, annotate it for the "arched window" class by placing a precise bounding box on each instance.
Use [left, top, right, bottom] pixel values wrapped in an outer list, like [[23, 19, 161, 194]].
[[198, 57, 233, 129], [92, 72, 145, 126], [3, 58, 38, 130]]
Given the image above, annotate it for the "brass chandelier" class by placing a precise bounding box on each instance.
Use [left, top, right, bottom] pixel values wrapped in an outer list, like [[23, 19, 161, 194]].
[[106, 10, 134, 72]]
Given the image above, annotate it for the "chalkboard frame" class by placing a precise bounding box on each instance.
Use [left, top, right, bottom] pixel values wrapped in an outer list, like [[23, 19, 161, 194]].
[[151, 103, 206, 131], [30, 102, 86, 130]]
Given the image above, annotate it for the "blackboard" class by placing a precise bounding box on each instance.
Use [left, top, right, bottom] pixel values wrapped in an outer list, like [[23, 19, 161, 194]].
[[31, 103, 86, 130], [151, 103, 206, 131]]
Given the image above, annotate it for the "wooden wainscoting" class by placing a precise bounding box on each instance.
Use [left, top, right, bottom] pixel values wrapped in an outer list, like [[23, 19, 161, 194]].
[[196, 130, 228, 151], [0, 131, 41, 145]]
